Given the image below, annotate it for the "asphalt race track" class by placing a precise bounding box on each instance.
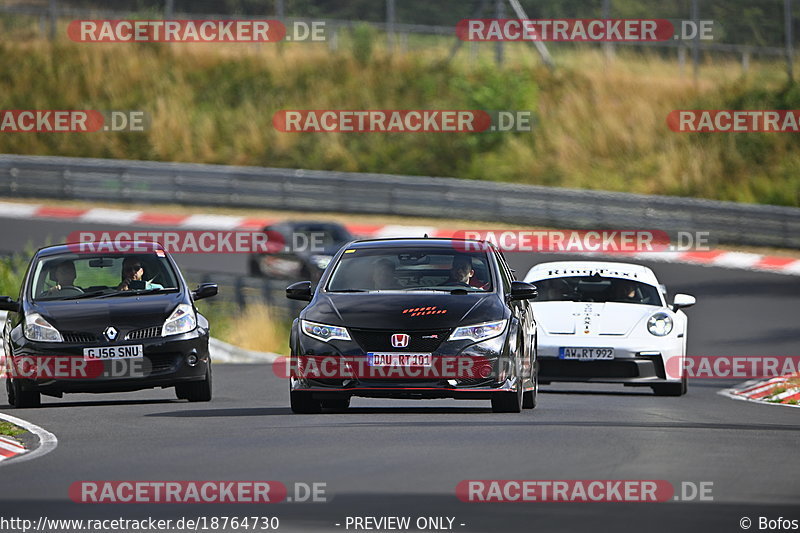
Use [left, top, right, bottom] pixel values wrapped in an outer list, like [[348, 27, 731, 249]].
[[0, 216, 798, 533]]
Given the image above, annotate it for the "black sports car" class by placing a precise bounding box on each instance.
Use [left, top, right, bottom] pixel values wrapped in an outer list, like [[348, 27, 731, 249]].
[[285, 238, 539, 413], [1, 242, 218, 407], [248, 220, 353, 282]]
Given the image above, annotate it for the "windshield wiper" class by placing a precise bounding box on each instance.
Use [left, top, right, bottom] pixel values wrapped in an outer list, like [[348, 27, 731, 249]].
[[327, 289, 369, 293], [95, 288, 177, 298], [400, 288, 476, 294], [68, 290, 114, 300]]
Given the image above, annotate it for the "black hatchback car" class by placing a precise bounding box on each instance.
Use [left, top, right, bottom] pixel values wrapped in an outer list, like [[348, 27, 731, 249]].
[[249, 220, 353, 282], [285, 238, 539, 413], [1, 242, 218, 408]]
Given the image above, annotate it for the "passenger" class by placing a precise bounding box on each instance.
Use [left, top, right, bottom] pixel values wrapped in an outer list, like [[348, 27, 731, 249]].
[[372, 258, 400, 289], [117, 257, 164, 291]]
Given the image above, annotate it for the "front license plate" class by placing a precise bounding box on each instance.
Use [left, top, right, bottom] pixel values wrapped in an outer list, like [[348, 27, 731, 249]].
[[559, 347, 614, 360], [367, 353, 432, 367], [83, 345, 144, 361]]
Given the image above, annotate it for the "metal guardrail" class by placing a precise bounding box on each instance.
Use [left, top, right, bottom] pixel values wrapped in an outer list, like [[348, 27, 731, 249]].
[[185, 271, 305, 319], [1, 154, 799, 249]]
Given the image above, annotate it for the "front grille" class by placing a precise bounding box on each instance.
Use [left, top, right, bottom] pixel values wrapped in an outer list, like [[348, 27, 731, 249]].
[[146, 354, 179, 374], [540, 360, 639, 379], [63, 332, 97, 343], [125, 326, 162, 340], [349, 328, 451, 353]]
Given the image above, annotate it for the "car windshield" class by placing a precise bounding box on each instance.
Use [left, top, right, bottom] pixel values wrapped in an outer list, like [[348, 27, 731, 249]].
[[533, 276, 661, 305], [326, 247, 493, 292], [31, 253, 180, 301]]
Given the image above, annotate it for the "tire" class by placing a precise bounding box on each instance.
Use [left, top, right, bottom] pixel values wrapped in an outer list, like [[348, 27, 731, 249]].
[[492, 390, 522, 413], [8, 379, 41, 408], [290, 390, 321, 414], [175, 366, 212, 402], [523, 360, 539, 409], [321, 397, 350, 410], [651, 375, 686, 397], [248, 258, 263, 277]]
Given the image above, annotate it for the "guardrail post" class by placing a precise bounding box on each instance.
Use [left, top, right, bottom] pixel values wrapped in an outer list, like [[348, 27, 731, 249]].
[[386, 0, 396, 53], [691, 0, 700, 83], [48, 0, 57, 40], [494, 0, 504, 66], [234, 276, 245, 310], [741, 46, 751, 74], [786, 0, 795, 81]]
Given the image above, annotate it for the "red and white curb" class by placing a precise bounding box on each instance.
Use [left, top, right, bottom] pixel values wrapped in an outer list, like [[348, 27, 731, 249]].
[[0, 412, 58, 465], [719, 374, 800, 407], [0, 434, 26, 462], [2, 201, 800, 276]]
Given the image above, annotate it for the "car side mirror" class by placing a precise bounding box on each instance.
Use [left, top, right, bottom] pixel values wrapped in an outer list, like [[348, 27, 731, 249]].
[[509, 281, 538, 301], [0, 296, 20, 313], [192, 283, 218, 301], [672, 293, 696, 311], [286, 281, 313, 301]]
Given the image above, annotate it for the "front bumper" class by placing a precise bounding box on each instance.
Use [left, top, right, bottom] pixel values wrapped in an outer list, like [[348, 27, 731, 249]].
[[537, 336, 684, 385], [291, 376, 521, 401], [6, 328, 210, 395], [289, 329, 523, 399]]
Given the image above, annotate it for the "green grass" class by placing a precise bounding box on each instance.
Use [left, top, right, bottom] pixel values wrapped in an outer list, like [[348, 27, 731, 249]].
[[0, 38, 798, 205], [0, 421, 25, 438], [0, 252, 28, 299]]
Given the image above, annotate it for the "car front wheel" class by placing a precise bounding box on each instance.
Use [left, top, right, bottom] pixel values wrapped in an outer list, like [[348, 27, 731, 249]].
[[7, 378, 41, 408], [290, 390, 321, 414], [175, 366, 212, 402]]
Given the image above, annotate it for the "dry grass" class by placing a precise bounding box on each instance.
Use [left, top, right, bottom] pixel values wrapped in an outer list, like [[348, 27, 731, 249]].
[[0, 37, 798, 205], [223, 303, 291, 355]]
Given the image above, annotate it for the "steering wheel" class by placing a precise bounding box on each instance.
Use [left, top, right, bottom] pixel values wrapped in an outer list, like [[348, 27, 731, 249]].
[[55, 286, 84, 295]]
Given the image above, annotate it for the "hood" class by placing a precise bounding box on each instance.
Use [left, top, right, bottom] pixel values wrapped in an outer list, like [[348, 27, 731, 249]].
[[532, 301, 660, 336], [304, 292, 504, 330], [30, 292, 185, 335]]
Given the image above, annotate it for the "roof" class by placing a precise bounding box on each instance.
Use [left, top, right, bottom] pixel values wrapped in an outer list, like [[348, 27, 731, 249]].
[[346, 237, 491, 250], [36, 241, 166, 257], [524, 261, 660, 286]]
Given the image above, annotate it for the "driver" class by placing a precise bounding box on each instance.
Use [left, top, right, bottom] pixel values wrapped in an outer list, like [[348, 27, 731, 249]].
[[441, 254, 474, 287], [43, 260, 78, 294], [117, 257, 164, 291], [614, 280, 639, 302]]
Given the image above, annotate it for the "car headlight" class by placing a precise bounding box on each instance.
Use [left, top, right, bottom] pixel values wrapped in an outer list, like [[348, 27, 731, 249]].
[[24, 312, 63, 342], [310, 255, 333, 270], [647, 312, 673, 336], [162, 304, 197, 337], [448, 319, 507, 342], [301, 320, 351, 342]]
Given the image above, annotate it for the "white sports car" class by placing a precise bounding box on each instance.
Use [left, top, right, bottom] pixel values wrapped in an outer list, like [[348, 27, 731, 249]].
[[524, 261, 695, 396]]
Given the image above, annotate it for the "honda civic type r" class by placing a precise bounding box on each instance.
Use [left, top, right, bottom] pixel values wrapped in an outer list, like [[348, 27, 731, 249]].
[[524, 261, 696, 396], [1, 242, 218, 407], [285, 238, 540, 413]]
